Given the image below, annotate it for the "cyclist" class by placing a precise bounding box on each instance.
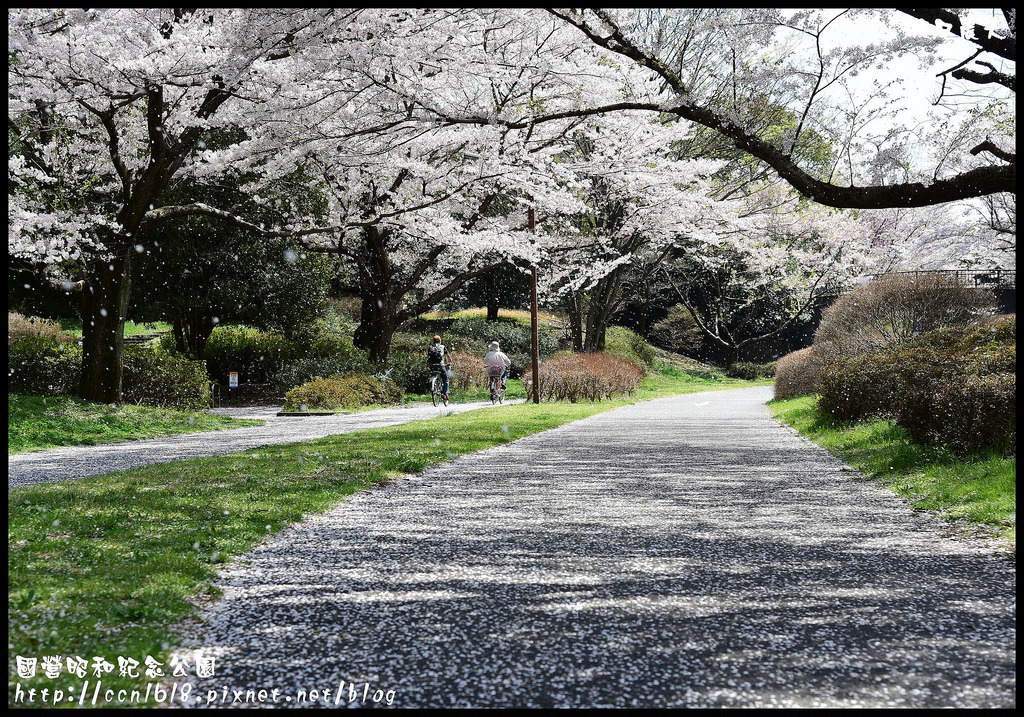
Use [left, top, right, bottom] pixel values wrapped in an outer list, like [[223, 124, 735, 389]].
[[484, 341, 512, 390], [427, 335, 453, 400]]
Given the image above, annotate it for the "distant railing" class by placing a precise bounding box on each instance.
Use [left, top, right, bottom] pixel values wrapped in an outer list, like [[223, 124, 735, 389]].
[[866, 269, 1015, 289]]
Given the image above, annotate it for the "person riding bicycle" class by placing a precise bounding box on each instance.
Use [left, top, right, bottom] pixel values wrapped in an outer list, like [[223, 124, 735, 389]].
[[484, 341, 511, 390], [427, 335, 453, 400]]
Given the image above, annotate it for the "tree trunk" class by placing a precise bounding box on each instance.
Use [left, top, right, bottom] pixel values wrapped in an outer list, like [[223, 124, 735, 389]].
[[486, 292, 500, 322], [173, 312, 217, 360], [353, 292, 397, 365], [79, 252, 131, 404], [565, 292, 584, 352]]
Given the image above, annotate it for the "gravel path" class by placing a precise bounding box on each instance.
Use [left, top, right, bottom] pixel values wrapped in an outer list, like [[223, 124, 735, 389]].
[[173, 386, 1014, 709], [8, 401, 519, 490]]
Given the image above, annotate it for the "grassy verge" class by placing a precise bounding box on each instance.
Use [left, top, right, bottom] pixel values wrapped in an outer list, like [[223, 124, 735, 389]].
[[8, 395, 263, 455], [8, 367, 768, 706], [769, 395, 1015, 551]]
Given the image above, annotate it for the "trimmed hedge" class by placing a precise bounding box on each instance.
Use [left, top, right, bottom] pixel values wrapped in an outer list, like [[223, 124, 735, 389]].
[[284, 373, 404, 411], [773, 348, 822, 399], [818, 316, 1015, 456], [8, 337, 211, 410], [122, 349, 212, 411], [8, 336, 81, 396]]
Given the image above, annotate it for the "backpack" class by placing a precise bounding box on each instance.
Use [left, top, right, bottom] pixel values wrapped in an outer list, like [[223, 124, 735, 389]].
[[427, 343, 444, 365]]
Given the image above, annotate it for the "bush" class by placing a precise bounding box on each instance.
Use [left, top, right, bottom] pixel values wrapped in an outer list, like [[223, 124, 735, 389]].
[[203, 326, 296, 385], [817, 316, 1015, 455], [122, 348, 212, 411], [774, 348, 824, 399], [604, 326, 655, 369], [8, 336, 82, 396], [8, 312, 76, 344], [899, 372, 1015, 456], [523, 353, 645, 402], [448, 351, 489, 391], [726, 361, 775, 381], [8, 338, 210, 410], [273, 342, 376, 392], [813, 273, 997, 364], [284, 373, 404, 411]]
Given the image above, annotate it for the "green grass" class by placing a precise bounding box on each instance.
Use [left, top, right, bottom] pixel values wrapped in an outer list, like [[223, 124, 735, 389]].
[[769, 395, 1015, 552], [55, 318, 171, 338], [8, 395, 263, 454], [8, 365, 769, 706]]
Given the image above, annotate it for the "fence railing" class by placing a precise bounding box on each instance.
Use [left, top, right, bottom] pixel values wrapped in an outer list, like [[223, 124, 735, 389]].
[[866, 269, 1015, 289]]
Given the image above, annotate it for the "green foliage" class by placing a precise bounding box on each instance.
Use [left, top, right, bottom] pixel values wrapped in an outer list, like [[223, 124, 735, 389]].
[[382, 347, 433, 393], [818, 317, 1015, 456], [284, 373, 404, 411], [725, 361, 776, 380], [8, 337, 211, 410], [604, 325, 655, 368], [441, 315, 560, 376], [7, 335, 82, 396], [202, 325, 297, 384], [122, 347, 212, 411]]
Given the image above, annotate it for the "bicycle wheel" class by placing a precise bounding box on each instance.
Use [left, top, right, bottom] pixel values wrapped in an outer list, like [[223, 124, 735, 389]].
[[498, 386, 504, 404], [490, 378, 497, 405], [431, 375, 440, 407]]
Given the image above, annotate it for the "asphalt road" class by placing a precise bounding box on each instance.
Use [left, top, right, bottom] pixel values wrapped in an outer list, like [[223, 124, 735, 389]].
[[170, 386, 1015, 708]]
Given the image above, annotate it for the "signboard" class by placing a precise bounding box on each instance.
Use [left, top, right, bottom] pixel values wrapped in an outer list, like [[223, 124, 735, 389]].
[[229, 372, 239, 389]]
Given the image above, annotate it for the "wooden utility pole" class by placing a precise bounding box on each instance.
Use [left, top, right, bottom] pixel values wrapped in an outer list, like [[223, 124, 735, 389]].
[[529, 206, 540, 404]]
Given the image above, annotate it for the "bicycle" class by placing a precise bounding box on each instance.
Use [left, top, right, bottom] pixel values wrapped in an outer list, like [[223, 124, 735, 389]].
[[488, 371, 506, 405], [430, 369, 450, 407]]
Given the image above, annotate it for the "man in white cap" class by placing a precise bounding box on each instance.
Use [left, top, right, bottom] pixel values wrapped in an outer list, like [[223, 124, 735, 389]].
[[484, 341, 512, 389]]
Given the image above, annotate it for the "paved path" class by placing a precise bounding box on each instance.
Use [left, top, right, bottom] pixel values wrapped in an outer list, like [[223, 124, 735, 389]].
[[173, 386, 1014, 709], [8, 401, 519, 490]]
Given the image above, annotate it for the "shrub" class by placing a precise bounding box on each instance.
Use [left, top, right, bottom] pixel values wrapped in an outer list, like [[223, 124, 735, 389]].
[[523, 353, 645, 402], [725, 361, 775, 381], [774, 348, 824, 399], [8, 312, 76, 344], [203, 326, 296, 384], [813, 273, 996, 364], [273, 342, 376, 392], [284, 373, 403, 411], [122, 348, 212, 411], [8, 336, 82, 396], [382, 347, 433, 393], [604, 326, 655, 369], [817, 316, 1015, 455], [899, 372, 1015, 456], [8, 338, 211, 410], [448, 351, 489, 391]]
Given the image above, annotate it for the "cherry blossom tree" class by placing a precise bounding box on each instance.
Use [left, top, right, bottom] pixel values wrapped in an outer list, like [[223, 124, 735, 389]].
[[394, 8, 1014, 210], [8, 8, 352, 402], [661, 184, 881, 367]]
